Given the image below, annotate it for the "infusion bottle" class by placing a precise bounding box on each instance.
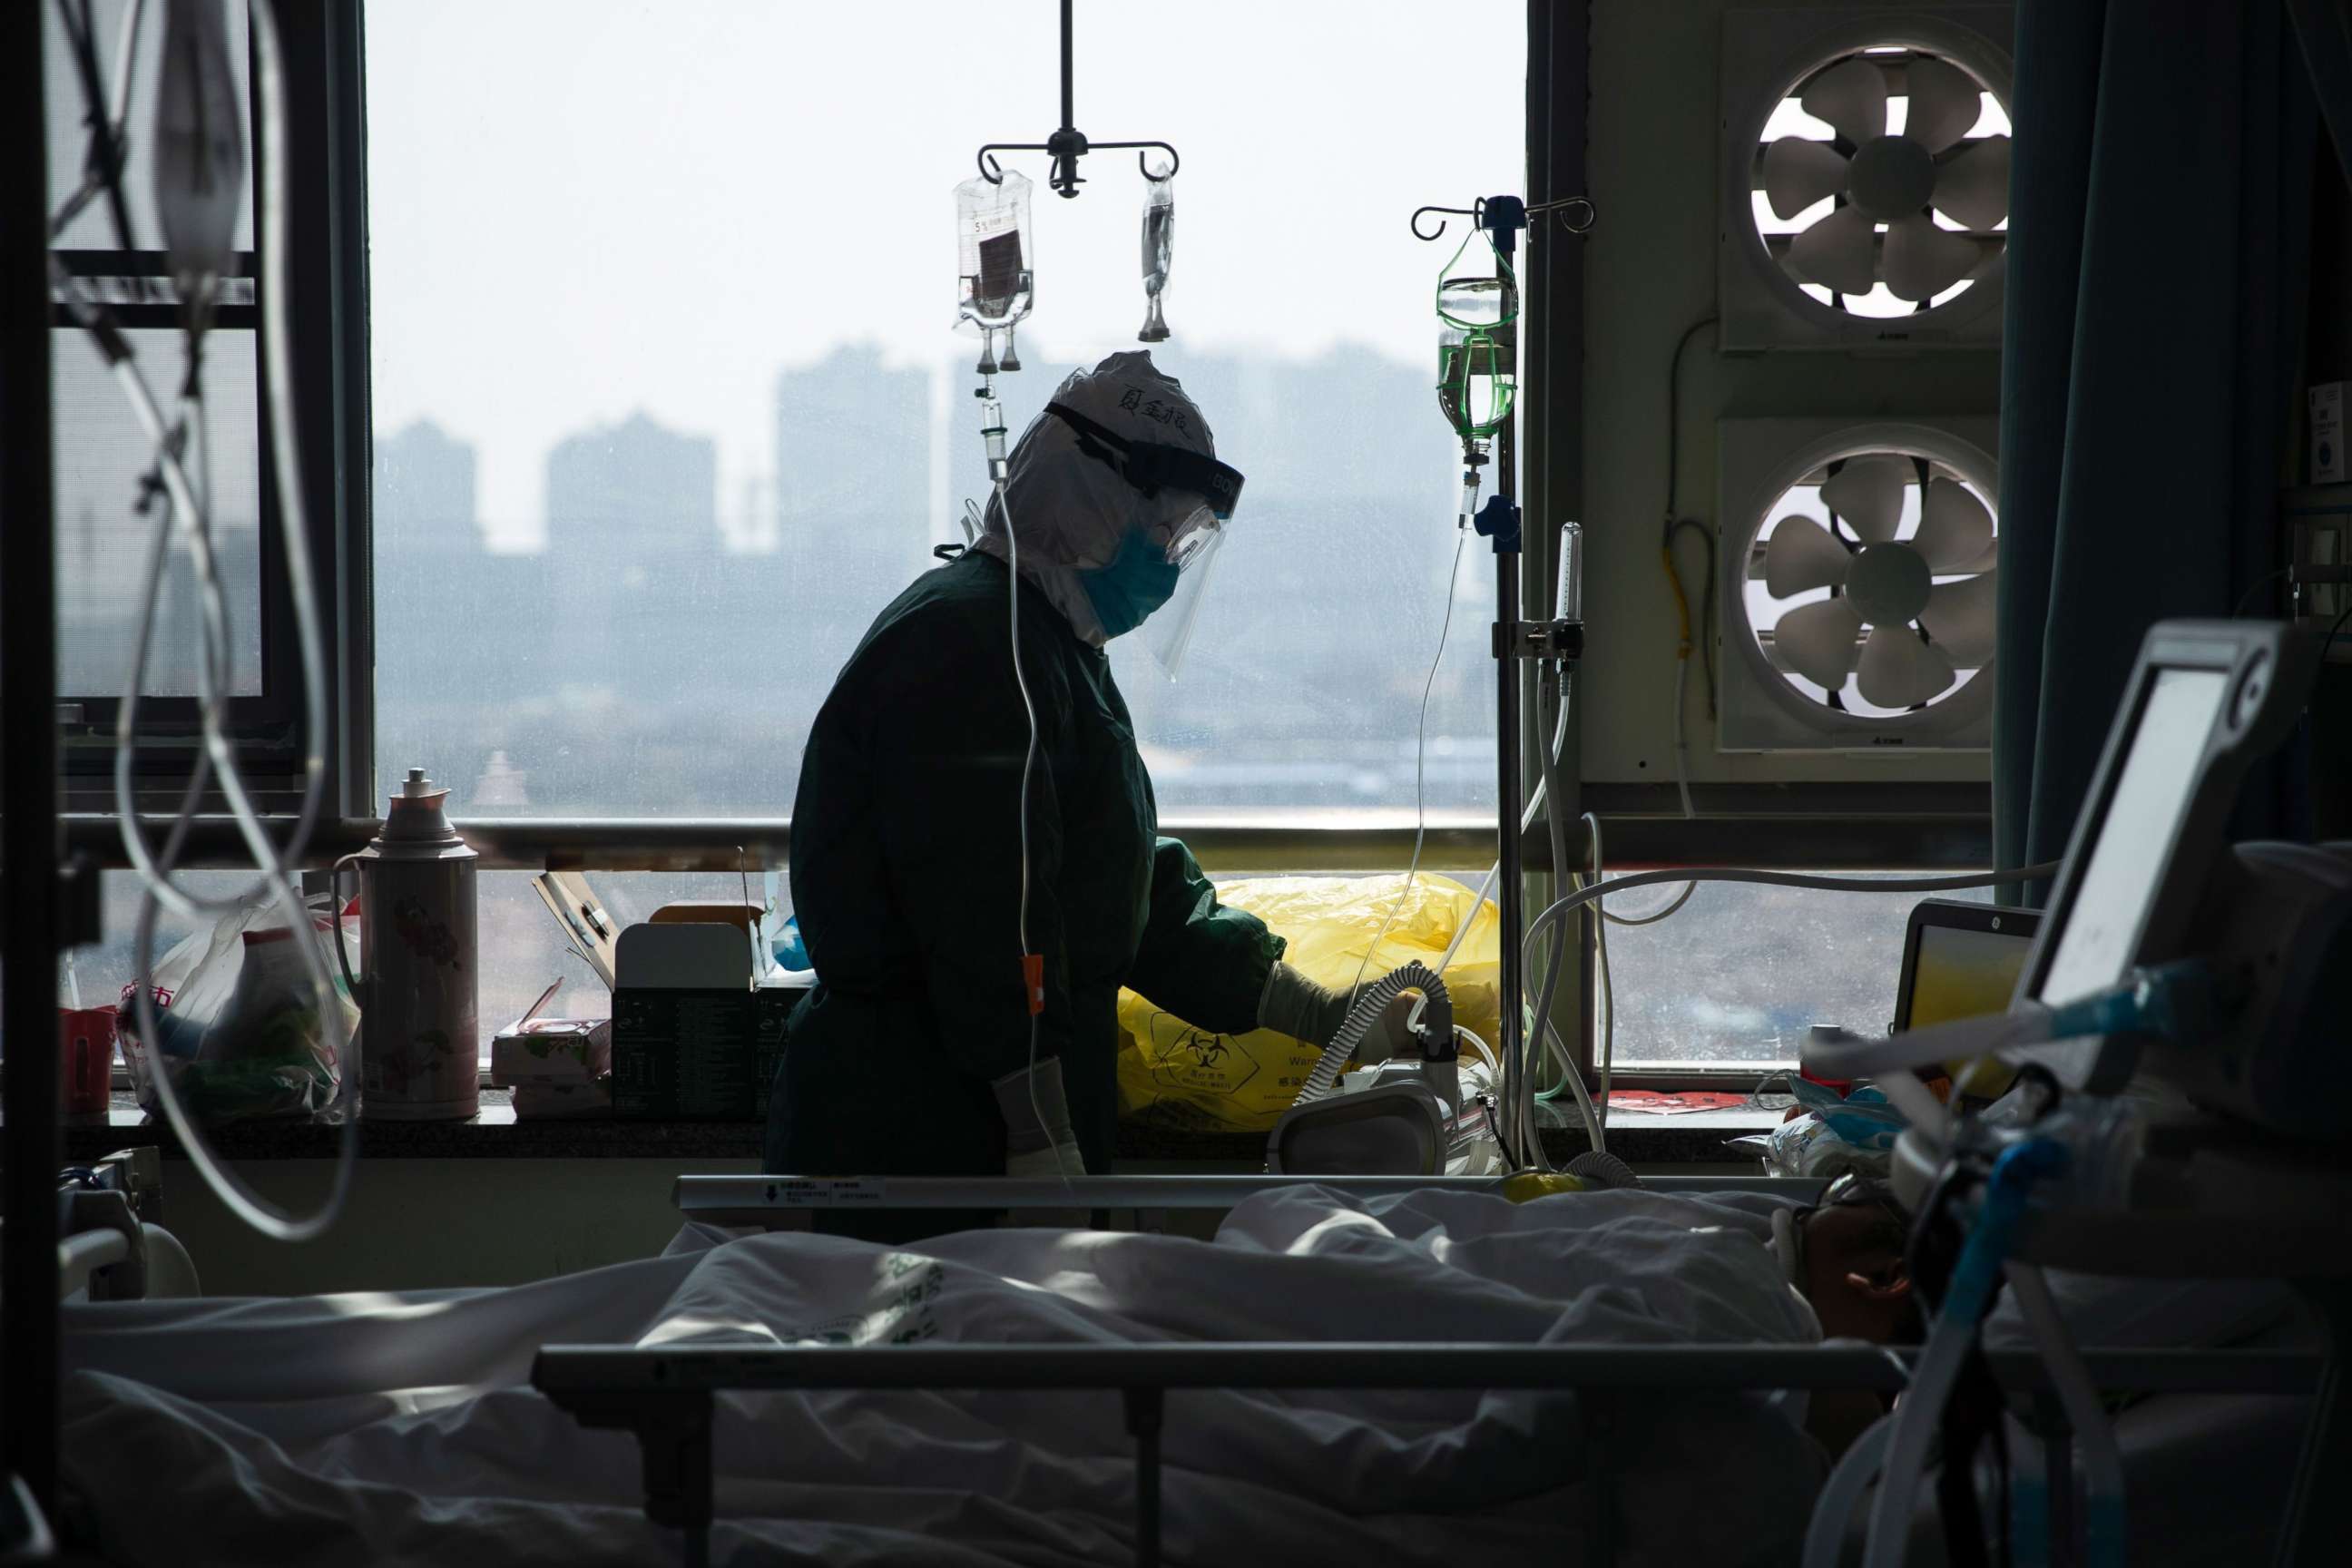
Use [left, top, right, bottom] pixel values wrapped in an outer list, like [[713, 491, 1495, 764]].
[[956, 170, 1035, 374]]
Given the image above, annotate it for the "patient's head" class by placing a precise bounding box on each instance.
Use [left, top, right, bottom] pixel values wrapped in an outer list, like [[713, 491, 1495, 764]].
[[1796, 1177, 1920, 1345]]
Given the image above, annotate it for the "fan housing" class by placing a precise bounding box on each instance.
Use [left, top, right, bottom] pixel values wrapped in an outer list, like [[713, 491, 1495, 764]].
[[1720, 8, 2014, 351], [1718, 418, 1999, 754]]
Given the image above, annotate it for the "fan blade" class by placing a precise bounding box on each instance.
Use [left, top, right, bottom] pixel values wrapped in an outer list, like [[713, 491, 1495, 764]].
[[1934, 135, 2011, 229], [1857, 626, 1958, 708], [1805, 57, 1889, 146], [1773, 597, 1867, 690], [1819, 455, 1909, 544], [1763, 137, 1849, 220], [1903, 57, 1981, 153], [1912, 479, 1994, 571], [1764, 514, 1854, 597], [1921, 570, 1997, 665], [1884, 214, 1979, 301], [1788, 205, 1878, 296]]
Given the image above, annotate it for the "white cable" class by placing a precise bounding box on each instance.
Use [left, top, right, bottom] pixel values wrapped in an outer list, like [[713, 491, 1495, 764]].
[[1599, 653, 1699, 927], [105, 0, 358, 1243], [1805, 1412, 1899, 1568], [1349, 534, 1469, 998], [1863, 1302, 1980, 1568], [1584, 815, 1615, 1129], [1515, 862, 2060, 1175], [995, 471, 1064, 1184], [1544, 1019, 1605, 1153], [2006, 1262, 2127, 1568], [1454, 1025, 1500, 1077]]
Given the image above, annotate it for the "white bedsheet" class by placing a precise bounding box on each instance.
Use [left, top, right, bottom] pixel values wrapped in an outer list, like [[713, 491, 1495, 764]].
[[62, 1186, 1826, 1567]]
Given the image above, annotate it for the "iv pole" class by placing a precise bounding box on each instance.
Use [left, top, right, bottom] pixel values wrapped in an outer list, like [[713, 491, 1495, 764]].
[[1411, 193, 1594, 1165]]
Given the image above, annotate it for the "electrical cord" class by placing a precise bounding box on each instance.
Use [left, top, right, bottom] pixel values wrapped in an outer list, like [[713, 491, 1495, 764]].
[[1664, 315, 1719, 525]]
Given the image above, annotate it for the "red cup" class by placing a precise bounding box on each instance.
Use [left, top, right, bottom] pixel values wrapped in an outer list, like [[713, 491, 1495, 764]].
[[61, 1007, 117, 1117]]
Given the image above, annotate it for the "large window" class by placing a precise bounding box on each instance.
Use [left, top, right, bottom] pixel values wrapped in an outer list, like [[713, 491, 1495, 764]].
[[44, 1, 268, 712], [366, 1, 1524, 824], [1602, 876, 1990, 1068], [368, 2, 1527, 1044]]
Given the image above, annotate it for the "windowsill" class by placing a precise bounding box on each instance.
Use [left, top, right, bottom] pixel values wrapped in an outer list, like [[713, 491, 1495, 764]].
[[41, 1092, 1786, 1169]]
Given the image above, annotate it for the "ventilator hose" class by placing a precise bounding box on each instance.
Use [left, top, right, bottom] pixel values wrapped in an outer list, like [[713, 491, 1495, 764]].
[[1294, 962, 1452, 1105]]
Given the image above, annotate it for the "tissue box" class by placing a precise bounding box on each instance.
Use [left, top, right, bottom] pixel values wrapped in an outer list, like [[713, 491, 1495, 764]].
[[490, 1017, 612, 1087]]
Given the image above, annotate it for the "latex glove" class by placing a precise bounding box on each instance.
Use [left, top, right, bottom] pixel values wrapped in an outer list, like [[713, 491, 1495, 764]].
[[1257, 961, 1417, 1059], [992, 1055, 1087, 1178]]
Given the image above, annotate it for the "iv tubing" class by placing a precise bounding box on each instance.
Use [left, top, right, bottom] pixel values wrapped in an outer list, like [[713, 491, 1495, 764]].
[[2006, 1262, 2126, 1568], [1349, 534, 1469, 999], [109, 0, 358, 1242], [995, 467, 1066, 1183], [1804, 1411, 1899, 1568]]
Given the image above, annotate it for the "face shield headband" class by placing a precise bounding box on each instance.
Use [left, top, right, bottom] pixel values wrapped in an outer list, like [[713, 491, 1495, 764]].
[[1044, 400, 1245, 520]]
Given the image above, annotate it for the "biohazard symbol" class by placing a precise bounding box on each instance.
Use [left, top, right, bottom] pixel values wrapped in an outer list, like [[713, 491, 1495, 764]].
[[1145, 1014, 1259, 1094]]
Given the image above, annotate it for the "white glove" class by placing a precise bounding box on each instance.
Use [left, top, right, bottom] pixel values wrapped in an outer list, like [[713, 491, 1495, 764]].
[[1258, 961, 1416, 1060], [993, 1056, 1088, 1178]]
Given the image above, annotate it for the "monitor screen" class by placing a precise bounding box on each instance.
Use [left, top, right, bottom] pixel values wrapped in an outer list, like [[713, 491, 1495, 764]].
[[2034, 667, 2231, 1005], [1906, 924, 2035, 1031]]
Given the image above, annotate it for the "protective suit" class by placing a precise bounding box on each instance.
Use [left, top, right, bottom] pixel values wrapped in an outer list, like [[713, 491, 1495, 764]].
[[765, 353, 1283, 1223]]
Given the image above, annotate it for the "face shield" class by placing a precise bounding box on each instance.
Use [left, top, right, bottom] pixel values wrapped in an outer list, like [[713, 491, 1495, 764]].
[[1142, 502, 1227, 677], [1045, 400, 1244, 678]]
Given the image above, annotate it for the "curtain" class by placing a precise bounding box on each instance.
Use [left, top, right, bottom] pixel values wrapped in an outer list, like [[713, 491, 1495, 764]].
[[1994, 0, 2318, 877]]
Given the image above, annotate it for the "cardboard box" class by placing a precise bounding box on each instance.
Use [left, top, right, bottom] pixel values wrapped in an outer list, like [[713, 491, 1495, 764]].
[[2312, 382, 2345, 485]]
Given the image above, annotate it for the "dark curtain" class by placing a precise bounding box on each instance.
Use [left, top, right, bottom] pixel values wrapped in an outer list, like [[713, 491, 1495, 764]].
[[1994, 0, 2317, 877]]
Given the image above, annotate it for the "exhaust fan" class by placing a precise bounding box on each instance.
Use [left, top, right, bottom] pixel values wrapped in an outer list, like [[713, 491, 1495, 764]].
[[1718, 418, 1998, 754], [1720, 8, 2014, 350]]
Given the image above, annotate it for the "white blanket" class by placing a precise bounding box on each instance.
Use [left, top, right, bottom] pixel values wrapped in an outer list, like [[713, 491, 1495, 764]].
[[62, 1186, 1826, 1567]]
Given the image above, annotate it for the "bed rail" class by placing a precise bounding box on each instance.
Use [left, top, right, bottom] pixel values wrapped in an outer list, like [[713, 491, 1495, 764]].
[[531, 1339, 2322, 1568], [671, 1171, 1828, 1225]]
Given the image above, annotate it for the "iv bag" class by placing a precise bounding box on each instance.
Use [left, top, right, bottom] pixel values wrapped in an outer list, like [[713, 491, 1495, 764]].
[[1138, 164, 1174, 343], [956, 171, 1034, 373]]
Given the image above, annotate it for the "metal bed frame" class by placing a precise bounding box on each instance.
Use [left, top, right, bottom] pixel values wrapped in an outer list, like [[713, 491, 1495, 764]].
[[531, 1340, 2318, 1568], [520, 1171, 2339, 1568]]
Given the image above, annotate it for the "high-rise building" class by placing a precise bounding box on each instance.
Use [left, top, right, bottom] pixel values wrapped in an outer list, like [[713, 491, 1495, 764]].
[[774, 342, 929, 530], [545, 410, 719, 566], [375, 418, 482, 554]]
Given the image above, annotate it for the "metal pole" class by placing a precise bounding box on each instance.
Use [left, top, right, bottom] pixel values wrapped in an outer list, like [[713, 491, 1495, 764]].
[[1125, 1387, 1163, 1568], [2, 0, 63, 1514], [1060, 0, 1074, 131], [1494, 257, 1526, 1162]]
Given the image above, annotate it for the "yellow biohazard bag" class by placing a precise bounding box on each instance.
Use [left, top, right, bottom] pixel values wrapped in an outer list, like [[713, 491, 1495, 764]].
[[1115, 873, 1501, 1133]]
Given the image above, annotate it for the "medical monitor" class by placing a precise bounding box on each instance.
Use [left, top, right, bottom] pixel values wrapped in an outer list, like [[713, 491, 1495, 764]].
[[2008, 621, 2309, 1092], [1894, 900, 2040, 1034]]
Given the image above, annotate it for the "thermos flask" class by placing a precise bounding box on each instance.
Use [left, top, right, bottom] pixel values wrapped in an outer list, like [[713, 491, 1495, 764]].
[[339, 768, 479, 1120]]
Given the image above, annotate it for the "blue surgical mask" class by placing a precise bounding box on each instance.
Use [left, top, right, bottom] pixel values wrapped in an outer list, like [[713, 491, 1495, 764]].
[[1079, 526, 1181, 640]]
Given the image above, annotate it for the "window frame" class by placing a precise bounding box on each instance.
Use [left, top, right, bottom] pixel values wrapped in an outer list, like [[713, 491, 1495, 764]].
[[51, 0, 371, 823], [316, 0, 1986, 1094]]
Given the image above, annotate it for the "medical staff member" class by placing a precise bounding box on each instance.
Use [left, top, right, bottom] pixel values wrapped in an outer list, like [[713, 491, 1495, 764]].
[[766, 353, 1378, 1235]]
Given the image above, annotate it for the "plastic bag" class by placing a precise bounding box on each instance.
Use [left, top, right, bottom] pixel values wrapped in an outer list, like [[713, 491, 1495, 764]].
[[1738, 1078, 1906, 1181], [1115, 873, 1500, 1133], [117, 887, 360, 1123]]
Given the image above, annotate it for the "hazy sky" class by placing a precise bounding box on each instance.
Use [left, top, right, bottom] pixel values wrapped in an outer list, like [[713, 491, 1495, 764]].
[[363, 0, 1525, 548]]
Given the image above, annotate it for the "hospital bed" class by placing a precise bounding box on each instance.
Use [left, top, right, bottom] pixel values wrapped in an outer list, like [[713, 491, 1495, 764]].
[[47, 1152, 2332, 1565]]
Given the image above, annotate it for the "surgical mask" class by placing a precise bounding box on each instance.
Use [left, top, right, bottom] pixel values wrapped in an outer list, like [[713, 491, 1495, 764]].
[[1081, 525, 1183, 642]]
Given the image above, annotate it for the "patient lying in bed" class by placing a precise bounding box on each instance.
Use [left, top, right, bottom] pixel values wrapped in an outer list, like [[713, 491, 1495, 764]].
[[58, 1185, 1872, 1568]]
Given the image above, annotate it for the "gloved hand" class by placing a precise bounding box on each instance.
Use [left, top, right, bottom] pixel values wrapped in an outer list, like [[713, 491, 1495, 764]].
[[1257, 961, 1418, 1059], [992, 1055, 1088, 1178]]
